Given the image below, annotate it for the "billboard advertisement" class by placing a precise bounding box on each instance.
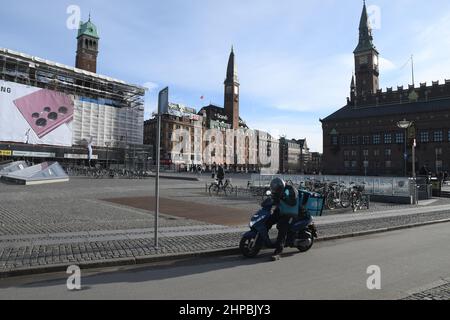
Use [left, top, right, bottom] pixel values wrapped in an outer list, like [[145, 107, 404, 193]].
[[0, 80, 73, 146], [167, 103, 201, 120]]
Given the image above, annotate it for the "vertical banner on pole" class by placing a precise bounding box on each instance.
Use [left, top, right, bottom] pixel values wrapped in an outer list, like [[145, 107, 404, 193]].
[[158, 87, 169, 115], [155, 87, 169, 249]]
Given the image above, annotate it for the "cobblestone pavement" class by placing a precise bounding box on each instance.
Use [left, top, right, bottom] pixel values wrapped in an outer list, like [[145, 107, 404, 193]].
[[1, 211, 449, 274], [403, 279, 450, 300], [0, 177, 450, 275]]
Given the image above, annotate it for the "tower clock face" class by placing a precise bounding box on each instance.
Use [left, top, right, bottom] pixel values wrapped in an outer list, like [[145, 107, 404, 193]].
[[234, 87, 239, 95], [373, 55, 378, 66]]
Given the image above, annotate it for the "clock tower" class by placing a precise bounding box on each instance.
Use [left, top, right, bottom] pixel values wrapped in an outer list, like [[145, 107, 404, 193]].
[[354, 2, 379, 98], [76, 16, 100, 73], [224, 46, 240, 130]]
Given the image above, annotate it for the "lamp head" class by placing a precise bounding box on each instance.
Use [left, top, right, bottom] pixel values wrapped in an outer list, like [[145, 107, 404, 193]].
[[397, 119, 413, 129]]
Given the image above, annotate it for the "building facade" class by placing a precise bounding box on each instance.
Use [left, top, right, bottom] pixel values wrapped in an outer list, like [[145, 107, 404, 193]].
[[0, 19, 147, 167], [279, 138, 301, 174], [309, 152, 323, 174], [279, 138, 312, 174], [144, 103, 203, 167], [321, 3, 450, 177]]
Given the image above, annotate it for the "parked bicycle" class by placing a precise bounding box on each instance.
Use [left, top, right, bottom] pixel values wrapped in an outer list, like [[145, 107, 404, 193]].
[[349, 182, 370, 212], [324, 181, 351, 210], [209, 178, 234, 196]]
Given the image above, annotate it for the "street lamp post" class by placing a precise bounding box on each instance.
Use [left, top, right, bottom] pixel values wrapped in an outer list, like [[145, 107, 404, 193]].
[[397, 119, 413, 177]]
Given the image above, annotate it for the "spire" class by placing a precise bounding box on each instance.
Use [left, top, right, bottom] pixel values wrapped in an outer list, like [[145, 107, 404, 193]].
[[225, 46, 238, 84], [354, 1, 377, 54], [359, 1, 369, 30], [350, 73, 356, 103]]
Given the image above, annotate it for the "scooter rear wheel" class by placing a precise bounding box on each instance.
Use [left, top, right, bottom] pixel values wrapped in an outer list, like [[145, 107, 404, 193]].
[[240, 235, 262, 258], [297, 235, 314, 253]]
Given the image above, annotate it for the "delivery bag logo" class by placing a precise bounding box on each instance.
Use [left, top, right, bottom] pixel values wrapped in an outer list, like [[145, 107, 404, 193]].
[[13, 89, 74, 138]]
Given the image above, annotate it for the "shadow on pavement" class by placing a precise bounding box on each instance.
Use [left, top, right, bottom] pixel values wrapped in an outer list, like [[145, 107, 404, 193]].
[[13, 252, 283, 290]]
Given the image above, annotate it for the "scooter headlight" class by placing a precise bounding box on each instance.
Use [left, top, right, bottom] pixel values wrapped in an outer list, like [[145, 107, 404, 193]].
[[250, 216, 264, 228]]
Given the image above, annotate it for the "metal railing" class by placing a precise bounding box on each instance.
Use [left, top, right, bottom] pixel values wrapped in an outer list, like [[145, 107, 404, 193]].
[[251, 174, 416, 200]]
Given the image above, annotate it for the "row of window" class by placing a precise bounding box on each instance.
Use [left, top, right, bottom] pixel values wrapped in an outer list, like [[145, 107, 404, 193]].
[[419, 131, 446, 143], [344, 149, 391, 158], [344, 161, 392, 168], [334, 130, 450, 146], [344, 148, 443, 159], [344, 160, 445, 170]]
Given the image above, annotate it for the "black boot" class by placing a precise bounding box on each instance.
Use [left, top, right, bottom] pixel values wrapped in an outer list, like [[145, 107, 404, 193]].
[[271, 247, 283, 261]]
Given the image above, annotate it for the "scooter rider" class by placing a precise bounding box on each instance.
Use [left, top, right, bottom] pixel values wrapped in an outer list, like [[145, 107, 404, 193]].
[[266, 178, 300, 261]]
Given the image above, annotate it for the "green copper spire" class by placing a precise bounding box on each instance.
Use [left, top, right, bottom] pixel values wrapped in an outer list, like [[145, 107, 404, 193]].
[[77, 18, 99, 39], [354, 1, 377, 54]]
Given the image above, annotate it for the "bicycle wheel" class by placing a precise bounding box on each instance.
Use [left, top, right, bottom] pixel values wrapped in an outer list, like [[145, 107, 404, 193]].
[[209, 184, 219, 196], [352, 198, 361, 212], [224, 185, 234, 196], [325, 193, 336, 210], [365, 195, 370, 210], [340, 190, 351, 208]]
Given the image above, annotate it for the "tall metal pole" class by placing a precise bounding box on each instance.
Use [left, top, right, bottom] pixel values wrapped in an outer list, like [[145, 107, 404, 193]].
[[412, 139, 417, 204], [412, 140, 416, 179], [155, 113, 161, 250], [404, 129, 407, 177]]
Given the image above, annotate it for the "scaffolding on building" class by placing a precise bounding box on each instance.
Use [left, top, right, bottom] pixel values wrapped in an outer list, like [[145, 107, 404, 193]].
[[0, 48, 147, 152]]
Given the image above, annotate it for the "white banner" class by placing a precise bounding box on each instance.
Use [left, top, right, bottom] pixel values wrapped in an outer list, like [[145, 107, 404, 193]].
[[0, 80, 73, 146], [12, 151, 56, 158], [64, 153, 98, 160]]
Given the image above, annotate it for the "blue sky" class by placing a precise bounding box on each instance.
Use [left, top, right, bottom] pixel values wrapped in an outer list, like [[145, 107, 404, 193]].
[[2, 0, 450, 152]]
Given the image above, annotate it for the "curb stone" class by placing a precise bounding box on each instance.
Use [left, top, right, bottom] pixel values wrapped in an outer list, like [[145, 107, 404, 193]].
[[1, 218, 449, 279]]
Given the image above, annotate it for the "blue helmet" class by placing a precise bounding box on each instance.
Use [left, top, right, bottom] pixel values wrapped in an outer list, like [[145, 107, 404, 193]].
[[270, 178, 285, 199]]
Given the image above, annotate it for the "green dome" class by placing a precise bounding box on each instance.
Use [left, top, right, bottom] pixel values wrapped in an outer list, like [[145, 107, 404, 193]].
[[77, 20, 99, 39]]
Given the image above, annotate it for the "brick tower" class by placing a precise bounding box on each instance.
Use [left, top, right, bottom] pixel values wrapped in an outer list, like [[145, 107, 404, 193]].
[[354, 2, 379, 98], [75, 16, 99, 73], [224, 46, 240, 130]]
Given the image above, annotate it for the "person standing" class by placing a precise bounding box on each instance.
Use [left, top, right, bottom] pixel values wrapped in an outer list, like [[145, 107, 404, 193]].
[[266, 178, 299, 261], [217, 165, 225, 188]]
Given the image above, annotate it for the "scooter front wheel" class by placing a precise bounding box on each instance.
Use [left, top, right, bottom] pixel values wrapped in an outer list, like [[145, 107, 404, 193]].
[[240, 234, 262, 258]]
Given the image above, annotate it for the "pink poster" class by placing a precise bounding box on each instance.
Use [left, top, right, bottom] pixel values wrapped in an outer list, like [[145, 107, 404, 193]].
[[14, 89, 74, 138]]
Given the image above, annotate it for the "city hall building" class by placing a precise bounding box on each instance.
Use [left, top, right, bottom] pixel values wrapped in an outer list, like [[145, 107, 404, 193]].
[[144, 48, 280, 173], [0, 18, 148, 168], [321, 3, 450, 177]]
